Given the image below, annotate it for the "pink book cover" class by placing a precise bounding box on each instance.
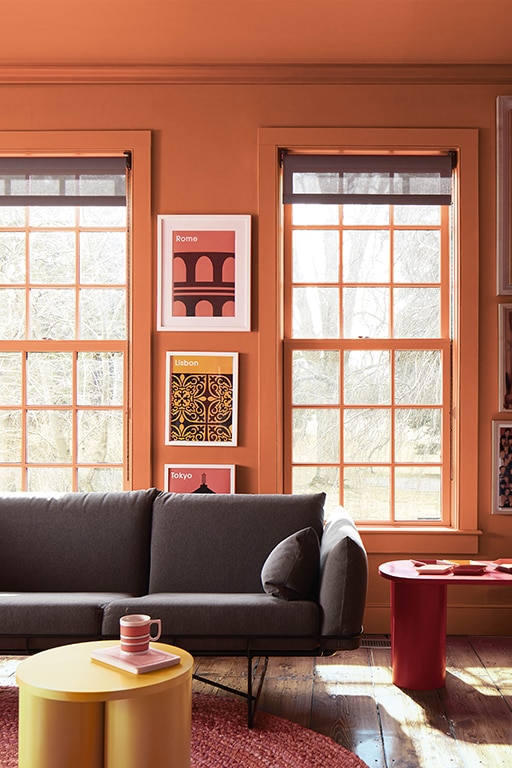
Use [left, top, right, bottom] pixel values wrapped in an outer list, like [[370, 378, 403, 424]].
[[90, 646, 181, 674]]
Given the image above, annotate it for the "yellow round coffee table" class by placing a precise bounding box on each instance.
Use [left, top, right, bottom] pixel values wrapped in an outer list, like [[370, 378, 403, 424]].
[[16, 640, 193, 768]]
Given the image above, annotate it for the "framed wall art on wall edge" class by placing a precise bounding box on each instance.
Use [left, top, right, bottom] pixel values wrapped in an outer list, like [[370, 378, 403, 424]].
[[163, 464, 235, 493], [157, 214, 251, 331], [499, 303, 512, 411], [492, 420, 512, 514], [165, 351, 238, 446], [497, 96, 512, 294]]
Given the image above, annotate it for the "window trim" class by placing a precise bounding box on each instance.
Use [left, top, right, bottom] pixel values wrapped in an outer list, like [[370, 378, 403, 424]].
[[258, 127, 480, 553], [0, 130, 152, 490]]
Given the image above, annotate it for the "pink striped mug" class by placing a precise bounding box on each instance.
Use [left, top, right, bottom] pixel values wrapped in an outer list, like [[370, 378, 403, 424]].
[[119, 614, 162, 654]]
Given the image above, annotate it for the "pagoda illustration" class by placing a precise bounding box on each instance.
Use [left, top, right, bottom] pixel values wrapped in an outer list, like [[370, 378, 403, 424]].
[[192, 473, 216, 494]]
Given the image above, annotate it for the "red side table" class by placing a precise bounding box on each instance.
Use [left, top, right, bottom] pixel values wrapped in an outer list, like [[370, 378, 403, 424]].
[[378, 559, 512, 690]]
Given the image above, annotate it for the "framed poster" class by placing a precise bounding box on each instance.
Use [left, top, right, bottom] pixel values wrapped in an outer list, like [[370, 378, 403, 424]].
[[497, 96, 512, 294], [165, 351, 238, 446], [164, 464, 235, 493], [157, 214, 251, 331], [499, 303, 512, 410], [492, 420, 512, 513]]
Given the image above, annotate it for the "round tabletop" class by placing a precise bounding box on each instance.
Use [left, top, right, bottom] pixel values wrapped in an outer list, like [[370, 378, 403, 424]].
[[16, 641, 194, 703], [379, 559, 512, 586]]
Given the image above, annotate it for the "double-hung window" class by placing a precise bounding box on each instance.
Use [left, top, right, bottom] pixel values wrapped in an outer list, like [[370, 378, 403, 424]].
[[283, 152, 454, 524], [0, 132, 151, 493]]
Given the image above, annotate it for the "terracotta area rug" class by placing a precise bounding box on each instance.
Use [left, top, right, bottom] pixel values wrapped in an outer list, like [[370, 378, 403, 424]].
[[0, 687, 369, 768]]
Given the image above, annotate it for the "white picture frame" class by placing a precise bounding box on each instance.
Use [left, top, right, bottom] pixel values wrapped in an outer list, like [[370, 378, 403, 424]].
[[165, 351, 238, 446], [163, 464, 235, 493], [157, 214, 251, 331], [499, 303, 512, 410], [492, 420, 512, 513], [497, 96, 512, 294]]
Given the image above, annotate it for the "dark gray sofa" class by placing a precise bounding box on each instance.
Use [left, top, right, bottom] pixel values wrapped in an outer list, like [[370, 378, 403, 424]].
[[0, 488, 367, 722]]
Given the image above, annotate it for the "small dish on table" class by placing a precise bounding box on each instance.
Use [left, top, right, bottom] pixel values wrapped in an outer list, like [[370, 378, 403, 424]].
[[411, 559, 454, 575], [451, 563, 488, 575], [493, 558, 512, 574]]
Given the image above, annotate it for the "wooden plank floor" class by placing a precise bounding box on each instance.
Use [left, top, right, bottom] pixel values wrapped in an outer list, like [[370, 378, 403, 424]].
[[2, 636, 512, 767]]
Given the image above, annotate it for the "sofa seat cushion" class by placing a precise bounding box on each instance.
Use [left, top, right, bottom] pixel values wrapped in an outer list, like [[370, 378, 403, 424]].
[[149, 492, 325, 594], [0, 592, 130, 636], [102, 593, 320, 638]]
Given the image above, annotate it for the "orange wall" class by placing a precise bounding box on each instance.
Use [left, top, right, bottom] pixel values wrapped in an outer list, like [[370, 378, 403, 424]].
[[1, 73, 512, 632]]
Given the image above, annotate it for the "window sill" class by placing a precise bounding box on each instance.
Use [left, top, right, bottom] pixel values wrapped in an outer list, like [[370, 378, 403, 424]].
[[358, 526, 482, 555]]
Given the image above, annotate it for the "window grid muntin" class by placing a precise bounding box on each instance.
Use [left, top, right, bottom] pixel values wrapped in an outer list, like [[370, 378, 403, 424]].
[[284, 201, 451, 524]]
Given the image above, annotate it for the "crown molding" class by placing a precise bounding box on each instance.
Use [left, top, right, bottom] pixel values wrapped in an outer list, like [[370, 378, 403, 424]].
[[0, 63, 512, 85]]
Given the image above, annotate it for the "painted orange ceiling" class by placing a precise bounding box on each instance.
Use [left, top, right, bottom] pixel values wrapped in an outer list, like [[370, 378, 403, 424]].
[[2, 0, 512, 66]]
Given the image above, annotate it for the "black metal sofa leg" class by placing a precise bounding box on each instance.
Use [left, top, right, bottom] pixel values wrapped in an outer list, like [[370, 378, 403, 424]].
[[247, 655, 269, 728], [192, 655, 269, 728]]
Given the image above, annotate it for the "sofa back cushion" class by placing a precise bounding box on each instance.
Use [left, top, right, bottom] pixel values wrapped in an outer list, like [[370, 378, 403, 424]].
[[0, 489, 158, 594], [149, 492, 326, 594]]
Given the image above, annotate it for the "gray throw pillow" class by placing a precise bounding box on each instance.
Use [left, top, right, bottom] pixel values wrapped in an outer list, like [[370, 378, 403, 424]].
[[261, 527, 320, 600]]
